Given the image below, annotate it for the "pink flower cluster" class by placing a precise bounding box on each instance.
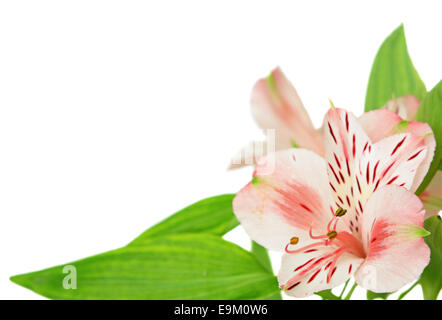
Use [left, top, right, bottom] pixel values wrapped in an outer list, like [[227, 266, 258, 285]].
[[231, 68, 441, 297]]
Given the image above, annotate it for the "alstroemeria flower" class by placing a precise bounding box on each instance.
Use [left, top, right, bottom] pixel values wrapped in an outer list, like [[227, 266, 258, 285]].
[[231, 67, 441, 215], [229, 67, 324, 169], [383, 95, 420, 120], [233, 107, 431, 297], [359, 97, 440, 216]]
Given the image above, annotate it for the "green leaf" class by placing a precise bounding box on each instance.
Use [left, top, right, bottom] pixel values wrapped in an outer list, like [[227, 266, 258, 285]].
[[365, 24, 427, 112], [419, 215, 442, 300], [129, 194, 238, 245], [316, 289, 340, 300], [251, 241, 273, 273], [366, 290, 391, 300], [10, 234, 280, 300], [415, 81, 442, 194], [251, 241, 282, 300]]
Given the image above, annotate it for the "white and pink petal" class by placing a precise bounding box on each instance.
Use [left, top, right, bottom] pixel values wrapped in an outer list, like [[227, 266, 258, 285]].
[[233, 149, 334, 251], [358, 109, 435, 192], [358, 109, 403, 143], [323, 108, 371, 235], [361, 132, 429, 194], [278, 241, 364, 298], [323, 107, 433, 241], [355, 185, 430, 293], [406, 121, 435, 192], [383, 95, 420, 120], [251, 67, 324, 155]]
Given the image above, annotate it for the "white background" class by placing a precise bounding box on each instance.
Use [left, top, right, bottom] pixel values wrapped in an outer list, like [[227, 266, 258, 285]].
[[0, 1, 441, 300]]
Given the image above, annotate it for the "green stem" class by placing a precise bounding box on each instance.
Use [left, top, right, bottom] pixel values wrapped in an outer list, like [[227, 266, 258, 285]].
[[397, 281, 419, 300], [344, 283, 358, 300], [339, 279, 350, 299]]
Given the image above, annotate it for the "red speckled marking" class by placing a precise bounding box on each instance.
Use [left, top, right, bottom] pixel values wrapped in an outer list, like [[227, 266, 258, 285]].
[[334, 153, 341, 169], [294, 258, 315, 272], [352, 134, 356, 158], [366, 162, 370, 184], [382, 161, 396, 179], [356, 176, 362, 194], [391, 136, 406, 156], [328, 122, 337, 144], [338, 196, 344, 205], [339, 171, 346, 184], [329, 163, 340, 184], [363, 142, 368, 153], [408, 149, 424, 161], [287, 281, 301, 291], [307, 269, 322, 283], [372, 161, 379, 183], [300, 203, 313, 213], [387, 175, 399, 185]]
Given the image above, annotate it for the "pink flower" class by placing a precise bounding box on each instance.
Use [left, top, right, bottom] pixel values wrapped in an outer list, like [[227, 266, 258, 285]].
[[231, 67, 441, 215], [229, 67, 324, 169], [359, 97, 439, 217], [233, 107, 432, 297], [382, 95, 420, 120]]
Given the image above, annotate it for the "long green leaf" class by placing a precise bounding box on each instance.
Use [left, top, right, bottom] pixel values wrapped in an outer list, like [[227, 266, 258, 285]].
[[415, 81, 442, 194], [419, 215, 442, 300], [10, 234, 279, 300], [251, 241, 282, 300], [365, 24, 426, 112], [251, 241, 273, 274], [129, 194, 238, 245]]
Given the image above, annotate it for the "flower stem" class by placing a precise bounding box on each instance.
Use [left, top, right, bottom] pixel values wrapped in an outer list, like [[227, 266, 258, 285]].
[[397, 281, 419, 300], [338, 279, 350, 299], [344, 283, 358, 300]]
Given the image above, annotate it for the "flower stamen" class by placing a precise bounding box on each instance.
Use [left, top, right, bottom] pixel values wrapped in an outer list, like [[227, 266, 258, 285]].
[[309, 228, 329, 240], [335, 207, 347, 217], [327, 230, 338, 240], [285, 241, 327, 254], [285, 207, 346, 255]]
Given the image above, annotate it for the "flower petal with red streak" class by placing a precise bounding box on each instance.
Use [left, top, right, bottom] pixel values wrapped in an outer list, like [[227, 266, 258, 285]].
[[233, 149, 333, 251], [359, 109, 435, 192], [362, 132, 428, 193], [355, 185, 430, 293], [406, 121, 435, 192], [324, 108, 433, 241], [323, 108, 371, 236], [278, 241, 364, 298]]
